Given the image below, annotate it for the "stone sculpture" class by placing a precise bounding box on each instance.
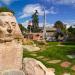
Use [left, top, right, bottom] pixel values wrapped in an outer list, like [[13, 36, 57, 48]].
[[0, 12, 23, 71]]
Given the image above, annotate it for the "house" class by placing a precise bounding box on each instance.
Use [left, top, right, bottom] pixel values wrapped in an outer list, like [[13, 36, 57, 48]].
[[25, 33, 43, 41], [45, 27, 56, 41]]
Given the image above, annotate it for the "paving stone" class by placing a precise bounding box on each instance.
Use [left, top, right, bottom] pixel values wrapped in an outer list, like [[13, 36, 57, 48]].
[[62, 73, 70, 75], [47, 60, 61, 64], [42, 58, 50, 61], [23, 45, 40, 52], [57, 45, 64, 47], [60, 61, 71, 68], [36, 56, 44, 59], [71, 65, 75, 71], [30, 54, 37, 56]]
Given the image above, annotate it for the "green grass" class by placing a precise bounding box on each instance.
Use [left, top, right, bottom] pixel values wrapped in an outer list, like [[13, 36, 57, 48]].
[[23, 42, 75, 75]]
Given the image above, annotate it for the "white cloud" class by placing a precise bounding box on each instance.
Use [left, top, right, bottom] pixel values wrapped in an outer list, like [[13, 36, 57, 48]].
[[47, 0, 75, 5], [39, 22, 54, 27], [19, 4, 57, 19], [22, 20, 53, 28], [49, 6, 57, 14], [1, 0, 18, 5], [22, 20, 29, 28]]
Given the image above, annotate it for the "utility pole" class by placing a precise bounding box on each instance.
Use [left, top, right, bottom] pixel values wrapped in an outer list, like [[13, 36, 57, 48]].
[[43, 7, 46, 41]]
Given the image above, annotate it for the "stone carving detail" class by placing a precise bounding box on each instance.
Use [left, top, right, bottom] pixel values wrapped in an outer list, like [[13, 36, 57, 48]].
[[22, 58, 55, 75], [0, 12, 23, 71]]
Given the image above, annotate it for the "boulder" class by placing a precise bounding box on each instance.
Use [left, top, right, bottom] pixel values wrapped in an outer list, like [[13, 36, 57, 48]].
[[22, 58, 55, 75]]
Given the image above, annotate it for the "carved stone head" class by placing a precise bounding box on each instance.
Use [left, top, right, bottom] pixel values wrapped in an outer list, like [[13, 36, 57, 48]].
[[0, 12, 23, 42]]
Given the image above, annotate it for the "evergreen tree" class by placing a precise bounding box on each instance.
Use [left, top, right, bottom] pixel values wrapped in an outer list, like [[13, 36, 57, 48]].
[[32, 10, 39, 32]]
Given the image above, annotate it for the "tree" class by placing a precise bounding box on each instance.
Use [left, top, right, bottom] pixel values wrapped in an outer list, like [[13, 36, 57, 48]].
[[67, 26, 75, 41], [54, 21, 66, 30], [19, 24, 27, 35], [32, 10, 39, 32], [54, 21, 66, 41], [0, 6, 14, 14], [68, 26, 75, 35]]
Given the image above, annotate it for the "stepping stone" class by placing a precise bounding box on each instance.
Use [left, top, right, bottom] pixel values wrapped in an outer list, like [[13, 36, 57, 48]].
[[30, 54, 37, 56], [57, 45, 64, 47], [62, 73, 70, 75], [47, 60, 61, 64], [37, 56, 44, 59], [47, 68, 55, 72], [71, 65, 75, 71], [23, 45, 40, 52], [42, 58, 50, 61], [67, 55, 75, 59], [60, 61, 71, 68], [2, 70, 25, 75]]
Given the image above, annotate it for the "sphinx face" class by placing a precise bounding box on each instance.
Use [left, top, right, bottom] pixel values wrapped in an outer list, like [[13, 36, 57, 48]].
[[0, 15, 22, 42]]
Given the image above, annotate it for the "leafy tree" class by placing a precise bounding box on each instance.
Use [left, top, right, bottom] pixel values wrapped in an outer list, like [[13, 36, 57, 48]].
[[32, 10, 39, 32], [0, 6, 14, 14], [54, 21, 66, 41], [68, 26, 75, 35], [27, 25, 32, 32], [67, 26, 75, 41], [54, 21, 66, 30]]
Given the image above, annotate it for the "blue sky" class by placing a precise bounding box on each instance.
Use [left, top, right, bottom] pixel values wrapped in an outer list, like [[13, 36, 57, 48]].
[[0, 0, 75, 27]]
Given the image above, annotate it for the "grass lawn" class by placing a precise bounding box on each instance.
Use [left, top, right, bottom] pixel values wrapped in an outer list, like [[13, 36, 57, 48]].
[[23, 42, 75, 75]]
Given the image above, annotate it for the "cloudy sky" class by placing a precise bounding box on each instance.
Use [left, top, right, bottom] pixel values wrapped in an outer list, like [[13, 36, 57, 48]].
[[0, 0, 75, 27]]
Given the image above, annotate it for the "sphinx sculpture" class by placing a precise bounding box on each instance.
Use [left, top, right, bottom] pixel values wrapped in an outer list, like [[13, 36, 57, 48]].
[[0, 12, 23, 71]]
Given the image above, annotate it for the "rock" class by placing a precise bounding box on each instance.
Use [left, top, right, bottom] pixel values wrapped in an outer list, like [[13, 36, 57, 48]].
[[2, 69, 25, 75], [23, 45, 40, 52], [60, 61, 71, 68], [22, 58, 55, 75], [71, 65, 75, 71]]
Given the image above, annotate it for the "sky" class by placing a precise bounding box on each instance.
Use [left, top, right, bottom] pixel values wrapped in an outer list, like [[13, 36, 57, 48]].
[[0, 0, 75, 28]]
